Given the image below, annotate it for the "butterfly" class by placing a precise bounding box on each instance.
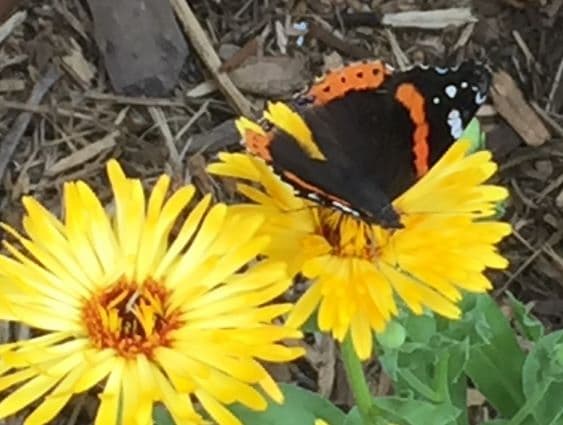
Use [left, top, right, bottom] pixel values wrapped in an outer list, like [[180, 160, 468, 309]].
[[237, 60, 491, 229]]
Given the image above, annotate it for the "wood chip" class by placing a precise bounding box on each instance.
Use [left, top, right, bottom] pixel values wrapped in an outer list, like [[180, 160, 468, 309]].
[[86, 0, 188, 95], [0, 10, 26, 44], [308, 20, 372, 59], [46, 131, 119, 177], [186, 80, 218, 98], [61, 37, 96, 88], [183, 119, 239, 155], [218, 38, 259, 73], [382, 8, 477, 29], [452, 23, 475, 51], [0, 78, 25, 92], [230, 56, 308, 97], [490, 70, 550, 147]]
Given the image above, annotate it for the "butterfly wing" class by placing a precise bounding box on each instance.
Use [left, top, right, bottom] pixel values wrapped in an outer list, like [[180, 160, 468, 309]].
[[386, 61, 491, 166], [238, 103, 402, 227], [298, 61, 491, 197], [239, 60, 491, 228]]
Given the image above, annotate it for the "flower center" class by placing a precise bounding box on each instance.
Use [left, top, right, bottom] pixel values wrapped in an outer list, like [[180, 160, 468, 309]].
[[316, 209, 387, 261], [82, 279, 182, 359]]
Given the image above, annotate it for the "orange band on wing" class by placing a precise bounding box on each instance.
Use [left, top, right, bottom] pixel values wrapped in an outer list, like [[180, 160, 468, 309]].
[[283, 171, 350, 205], [394, 83, 429, 177], [308, 61, 393, 106], [242, 129, 273, 162]]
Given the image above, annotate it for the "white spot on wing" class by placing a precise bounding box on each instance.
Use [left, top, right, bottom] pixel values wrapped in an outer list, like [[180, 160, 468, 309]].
[[331, 201, 360, 216], [445, 85, 458, 99], [461, 81, 469, 89], [447, 109, 463, 139], [435, 67, 449, 74], [433, 97, 440, 104], [475, 92, 487, 105]]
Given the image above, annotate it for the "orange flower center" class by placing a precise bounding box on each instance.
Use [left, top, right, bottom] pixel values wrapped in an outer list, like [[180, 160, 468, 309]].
[[82, 279, 183, 359], [316, 209, 387, 261]]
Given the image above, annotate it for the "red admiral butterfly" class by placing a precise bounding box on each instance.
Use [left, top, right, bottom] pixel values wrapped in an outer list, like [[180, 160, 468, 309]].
[[238, 60, 490, 229]]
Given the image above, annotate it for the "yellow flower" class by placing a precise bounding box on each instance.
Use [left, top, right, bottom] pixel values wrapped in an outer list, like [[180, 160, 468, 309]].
[[209, 113, 511, 360], [0, 161, 304, 425]]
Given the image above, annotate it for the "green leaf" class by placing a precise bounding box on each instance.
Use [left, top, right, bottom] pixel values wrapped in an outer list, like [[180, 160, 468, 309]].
[[521, 330, 563, 424], [461, 118, 486, 152], [403, 313, 436, 345], [372, 397, 460, 425], [229, 383, 346, 425], [153, 405, 175, 425], [342, 408, 363, 425], [506, 292, 544, 342], [302, 309, 321, 333], [378, 311, 470, 424], [480, 421, 509, 425], [449, 295, 526, 417]]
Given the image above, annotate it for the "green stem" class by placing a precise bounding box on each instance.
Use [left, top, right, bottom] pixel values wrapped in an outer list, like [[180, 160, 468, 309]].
[[433, 353, 450, 404], [341, 337, 382, 425]]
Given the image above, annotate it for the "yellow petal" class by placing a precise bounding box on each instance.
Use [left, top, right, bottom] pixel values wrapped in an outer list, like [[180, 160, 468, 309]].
[[196, 389, 242, 425], [286, 282, 322, 328], [95, 358, 125, 425], [350, 313, 373, 360]]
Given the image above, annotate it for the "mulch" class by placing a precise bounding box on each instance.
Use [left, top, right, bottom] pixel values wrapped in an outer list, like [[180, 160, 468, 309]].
[[1, 0, 563, 423]]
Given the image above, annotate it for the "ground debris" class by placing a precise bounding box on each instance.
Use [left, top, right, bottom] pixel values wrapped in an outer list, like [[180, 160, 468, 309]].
[[1, 2, 563, 424], [382, 7, 477, 29], [490, 70, 551, 147], [230, 56, 309, 97], [85, 0, 188, 96]]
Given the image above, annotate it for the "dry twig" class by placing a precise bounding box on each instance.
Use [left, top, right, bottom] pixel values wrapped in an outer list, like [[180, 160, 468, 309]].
[[170, 0, 253, 117], [0, 64, 61, 181]]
